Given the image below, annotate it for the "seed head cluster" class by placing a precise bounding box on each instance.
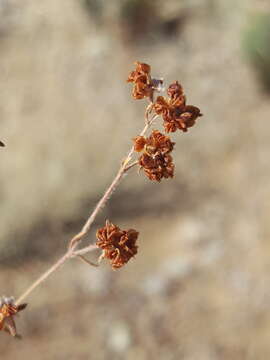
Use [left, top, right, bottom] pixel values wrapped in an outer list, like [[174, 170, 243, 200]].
[[127, 61, 153, 100], [96, 220, 139, 269], [0, 296, 27, 337], [134, 130, 175, 182], [128, 61, 202, 184], [127, 61, 164, 100], [154, 81, 202, 133], [0, 61, 203, 339]]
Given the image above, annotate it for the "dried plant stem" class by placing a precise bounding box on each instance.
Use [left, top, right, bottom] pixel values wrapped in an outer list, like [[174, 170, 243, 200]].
[[15, 111, 157, 306], [76, 254, 99, 267], [15, 252, 70, 305]]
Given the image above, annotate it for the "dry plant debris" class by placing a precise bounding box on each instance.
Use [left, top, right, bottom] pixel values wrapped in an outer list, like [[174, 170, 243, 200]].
[[134, 130, 175, 181], [96, 220, 138, 269], [0, 297, 27, 337], [1, 61, 202, 337], [154, 80, 202, 132]]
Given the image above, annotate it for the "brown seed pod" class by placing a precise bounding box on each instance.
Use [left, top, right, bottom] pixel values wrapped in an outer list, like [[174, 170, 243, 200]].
[[127, 61, 153, 100], [153, 82, 202, 133], [96, 220, 139, 269], [0, 296, 27, 337]]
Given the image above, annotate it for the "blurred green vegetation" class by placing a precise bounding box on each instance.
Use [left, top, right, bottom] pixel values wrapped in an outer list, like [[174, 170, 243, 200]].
[[242, 12, 270, 91]]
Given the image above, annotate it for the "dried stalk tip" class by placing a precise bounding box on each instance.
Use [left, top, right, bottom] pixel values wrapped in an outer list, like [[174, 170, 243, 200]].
[[154, 81, 202, 133], [134, 130, 175, 182], [96, 220, 139, 269], [127, 61, 154, 100], [0, 296, 27, 337]]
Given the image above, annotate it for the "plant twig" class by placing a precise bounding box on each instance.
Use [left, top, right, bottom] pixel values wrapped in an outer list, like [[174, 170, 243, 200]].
[[15, 110, 156, 306], [76, 254, 99, 267]]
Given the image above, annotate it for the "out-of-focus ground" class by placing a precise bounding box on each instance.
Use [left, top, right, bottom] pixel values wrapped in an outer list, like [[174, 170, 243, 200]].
[[1, 0, 270, 358]]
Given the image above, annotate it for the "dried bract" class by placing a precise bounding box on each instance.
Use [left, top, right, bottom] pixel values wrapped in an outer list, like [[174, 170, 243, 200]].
[[0, 296, 27, 337], [134, 130, 175, 155], [153, 81, 202, 133], [167, 81, 183, 99], [134, 130, 175, 182], [96, 220, 139, 269], [127, 61, 154, 100], [139, 152, 174, 182]]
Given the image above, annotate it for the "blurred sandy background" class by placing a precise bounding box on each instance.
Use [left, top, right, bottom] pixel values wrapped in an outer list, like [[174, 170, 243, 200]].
[[1, 0, 270, 358]]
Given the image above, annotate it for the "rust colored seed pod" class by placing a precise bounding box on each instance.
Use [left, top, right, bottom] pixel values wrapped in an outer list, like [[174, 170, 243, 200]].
[[96, 221, 139, 269], [139, 152, 174, 182], [133, 136, 146, 152], [127, 61, 153, 100], [134, 130, 175, 155], [134, 130, 175, 182], [153, 81, 202, 133], [0, 296, 27, 337], [167, 81, 184, 99]]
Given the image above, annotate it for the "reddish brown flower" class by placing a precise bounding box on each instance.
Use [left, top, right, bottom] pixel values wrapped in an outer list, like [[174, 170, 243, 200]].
[[133, 135, 146, 152], [167, 81, 183, 99], [134, 130, 175, 155], [0, 296, 27, 337], [96, 221, 139, 269], [153, 81, 202, 133], [139, 152, 174, 182], [134, 130, 175, 182], [127, 61, 153, 100]]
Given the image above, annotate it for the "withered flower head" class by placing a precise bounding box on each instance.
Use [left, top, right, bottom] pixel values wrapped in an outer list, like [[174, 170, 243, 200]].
[[96, 220, 139, 269], [134, 130, 175, 182], [0, 296, 27, 337], [134, 130, 175, 155], [153, 81, 202, 133], [139, 152, 174, 182], [127, 61, 153, 100], [167, 81, 183, 99], [0, 141, 5, 147]]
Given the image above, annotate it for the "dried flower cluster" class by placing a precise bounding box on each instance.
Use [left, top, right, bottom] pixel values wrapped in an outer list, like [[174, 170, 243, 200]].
[[96, 221, 138, 269], [0, 297, 27, 337], [127, 61, 153, 100], [134, 130, 175, 181], [154, 81, 202, 133], [0, 60, 203, 338], [127, 61, 202, 184], [127, 61, 163, 100]]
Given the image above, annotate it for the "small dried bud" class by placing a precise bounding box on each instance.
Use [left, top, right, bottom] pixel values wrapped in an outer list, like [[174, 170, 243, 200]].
[[167, 81, 183, 99], [153, 82, 202, 133], [96, 220, 139, 269], [135, 62, 151, 74], [133, 136, 146, 152], [127, 61, 153, 100], [135, 130, 175, 182], [177, 105, 202, 132], [139, 152, 174, 182], [133, 130, 174, 155], [0, 296, 27, 337]]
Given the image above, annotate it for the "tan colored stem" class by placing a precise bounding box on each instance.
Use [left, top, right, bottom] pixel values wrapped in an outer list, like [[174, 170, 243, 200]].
[[15, 108, 157, 305], [15, 252, 70, 305], [76, 254, 99, 267]]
